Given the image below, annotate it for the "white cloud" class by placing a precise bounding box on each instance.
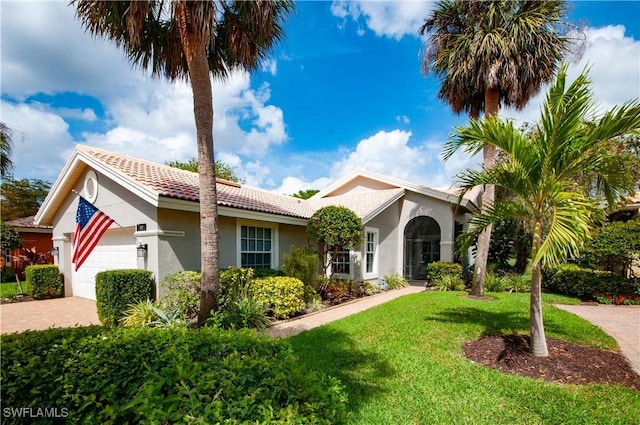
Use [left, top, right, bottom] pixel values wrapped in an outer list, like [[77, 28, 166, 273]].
[[331, 1, 432, 40], [396, 115, 411, 125], [503, 24, 640, 126], [1, 1, 288, 182], [0, 101, 76, 181]]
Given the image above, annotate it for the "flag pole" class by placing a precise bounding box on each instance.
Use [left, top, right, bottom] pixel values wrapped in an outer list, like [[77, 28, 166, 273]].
[[72, 189, 139, 242]]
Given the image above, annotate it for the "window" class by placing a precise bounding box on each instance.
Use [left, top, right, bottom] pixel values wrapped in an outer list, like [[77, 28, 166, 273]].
[[331, 247, 350, 275], [365, 229, 378, 276], [240, 225, 272, 269], [3, 249, 11, 266]]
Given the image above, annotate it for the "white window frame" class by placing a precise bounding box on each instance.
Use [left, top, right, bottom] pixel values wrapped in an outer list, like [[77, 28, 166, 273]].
[[330, 246, 351, 278], [236, 220, 279, 269], [364, 227, 379, 279]]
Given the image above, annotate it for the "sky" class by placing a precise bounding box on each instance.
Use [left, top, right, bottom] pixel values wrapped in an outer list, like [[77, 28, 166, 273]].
[[1, 0, 639, 195]]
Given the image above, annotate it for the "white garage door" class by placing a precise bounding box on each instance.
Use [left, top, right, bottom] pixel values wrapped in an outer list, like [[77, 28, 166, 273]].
[[71, 230, 137, 300]]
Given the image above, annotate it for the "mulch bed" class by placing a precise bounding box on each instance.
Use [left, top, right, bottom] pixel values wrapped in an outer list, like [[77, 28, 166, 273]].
[[463, 334, 640, 391]]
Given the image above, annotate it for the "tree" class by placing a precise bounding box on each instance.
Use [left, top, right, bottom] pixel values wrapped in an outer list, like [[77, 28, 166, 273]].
[[292, 189, 319, 200], [1, 122, 15, 177], [581, 219, 640, 278], [74, 0, 293, 324], [421, 0, 575, 296], [0, 223, 23, 253], [0, 178, 52, 221], [306, 206, 363, 277], [444, 66, 640, 356], [165, 158, 245, 183]]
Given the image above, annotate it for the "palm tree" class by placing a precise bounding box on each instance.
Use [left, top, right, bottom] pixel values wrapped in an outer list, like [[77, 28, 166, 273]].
[[421, 0, 574, 296], [73, 0, 293, 324], [444, 66, 640, 356], [1, 122, 15, 177]]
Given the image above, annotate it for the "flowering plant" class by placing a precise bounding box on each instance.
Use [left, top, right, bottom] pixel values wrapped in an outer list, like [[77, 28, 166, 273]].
[[594, 293, 640, 305]]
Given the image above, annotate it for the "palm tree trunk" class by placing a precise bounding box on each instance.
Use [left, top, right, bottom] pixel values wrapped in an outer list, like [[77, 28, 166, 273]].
[[529, 221, 548, 356], [177, 4, 220, 325], [471, 87, 499, 296]]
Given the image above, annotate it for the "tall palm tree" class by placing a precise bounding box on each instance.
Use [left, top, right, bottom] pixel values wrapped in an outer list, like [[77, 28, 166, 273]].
[[73, 0, 293, 324], [444, 66, 640, 356], [1, 122, 15, 177], [421, 0, 574, 296]]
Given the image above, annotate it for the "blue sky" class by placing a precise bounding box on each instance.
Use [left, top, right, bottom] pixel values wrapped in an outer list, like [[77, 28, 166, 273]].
[[1, 1, 639, 194]]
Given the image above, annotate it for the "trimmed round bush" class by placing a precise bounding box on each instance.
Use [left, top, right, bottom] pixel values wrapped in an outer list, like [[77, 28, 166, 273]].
[[95, 269, 154, 326], [1, 326, 347, 424], [425, 262, 463, 284], [252, 276, 306, 319]]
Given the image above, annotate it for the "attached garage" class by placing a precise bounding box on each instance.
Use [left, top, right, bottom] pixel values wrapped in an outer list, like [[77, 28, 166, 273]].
[[70, 229, 137, 300]]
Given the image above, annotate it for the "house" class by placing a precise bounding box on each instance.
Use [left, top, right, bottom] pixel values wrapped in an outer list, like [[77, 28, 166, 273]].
[[2, 216, 53, 280], [35, 145, 479, 300], [608, 191, 640, 222]]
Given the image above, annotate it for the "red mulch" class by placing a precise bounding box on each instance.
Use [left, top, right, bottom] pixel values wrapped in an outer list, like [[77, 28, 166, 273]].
[[463, 334, 640, 391]]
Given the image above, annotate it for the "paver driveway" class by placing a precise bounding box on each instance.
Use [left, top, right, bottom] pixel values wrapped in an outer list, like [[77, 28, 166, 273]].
[[0, 297, 100, 334]]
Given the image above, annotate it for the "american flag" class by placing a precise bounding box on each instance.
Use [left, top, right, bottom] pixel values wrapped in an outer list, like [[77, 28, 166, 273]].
[[72, 196, 114, 271]]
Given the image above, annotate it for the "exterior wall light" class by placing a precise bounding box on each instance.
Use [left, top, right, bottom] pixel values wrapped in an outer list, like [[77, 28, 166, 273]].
[[137, 243, 148, 258]]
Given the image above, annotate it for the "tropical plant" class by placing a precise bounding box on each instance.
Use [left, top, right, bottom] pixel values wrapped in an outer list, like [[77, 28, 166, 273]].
[[307, 205, 364, 276], [292, 189, 320, 199], [73, 0, 293, 325], [121, 299, 160, 327], [444, 66, 640, 355], [384, 273, 408, 289], [421, 0, 576, 296], [216, 296, 271, 330], [0, 122, 14, 177], [433, 274, 465, 292]]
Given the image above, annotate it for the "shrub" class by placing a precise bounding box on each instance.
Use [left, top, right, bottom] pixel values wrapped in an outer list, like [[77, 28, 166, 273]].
[[305, 296, 326, 313], [160, 270, 201, 321], [120, 299, 159, 327], [219, 267, 254, 306], [505, 274, 531, 293], [544, 264, 639, 298], [433, 274, 465, 291], [252, 276, 306, 319], [25, 264, 62, 299], [425, 262, 463, 284], [322, 279, 358, 305], [484, 273, 508, 292], [216, 296, 271, 330], [0, 326, 348, 424], [384, 273, 408, 289], [362, 281, 383, 296], [283, 245, 320, 287], [581, 218, 640, 276], [1, 266, 16, 284], [95, 269, 154, 326]]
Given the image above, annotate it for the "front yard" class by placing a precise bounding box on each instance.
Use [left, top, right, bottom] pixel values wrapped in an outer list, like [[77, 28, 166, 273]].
[[288, 291, 640, 424]]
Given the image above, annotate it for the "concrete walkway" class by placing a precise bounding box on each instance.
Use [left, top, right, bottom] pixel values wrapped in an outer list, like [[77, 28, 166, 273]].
[[268, 285, 424, 338], [555, 304, 640, 375], [0, 297, 100, 334]]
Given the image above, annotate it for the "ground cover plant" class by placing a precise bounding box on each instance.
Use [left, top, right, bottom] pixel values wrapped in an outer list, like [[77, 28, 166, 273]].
[[1, 326, 347, 424], [288, 291, 640, 425]]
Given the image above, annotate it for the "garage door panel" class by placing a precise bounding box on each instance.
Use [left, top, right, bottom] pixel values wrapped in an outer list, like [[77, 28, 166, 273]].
[[72, 233, 137, 300]]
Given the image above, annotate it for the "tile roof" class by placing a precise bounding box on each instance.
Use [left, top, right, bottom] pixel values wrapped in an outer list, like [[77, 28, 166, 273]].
[[5, 216, 52, 230], [308, 188, 405, 221], [77, 145, 314, 219]]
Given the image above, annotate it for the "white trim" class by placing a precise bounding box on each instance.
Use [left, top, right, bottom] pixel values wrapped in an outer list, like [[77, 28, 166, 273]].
[[52, 236, 70, 242], [134, 230, 186, 237], [363, 227, 379, 280], [236, 219, 280, 268]]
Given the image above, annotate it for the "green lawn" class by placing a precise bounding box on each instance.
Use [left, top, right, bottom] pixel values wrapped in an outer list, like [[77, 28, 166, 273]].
[[288, 291, 639, 425], [0, 281, 27, 299]]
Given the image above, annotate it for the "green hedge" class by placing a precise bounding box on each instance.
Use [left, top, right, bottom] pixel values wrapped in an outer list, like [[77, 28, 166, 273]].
[[96, 269, 154, 326], [1, 326, 347, 424], [425, 262, 463, 284], [25, 265, 63, 299], [252, 276, 306, 319], [544, 264, 639, 298]]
